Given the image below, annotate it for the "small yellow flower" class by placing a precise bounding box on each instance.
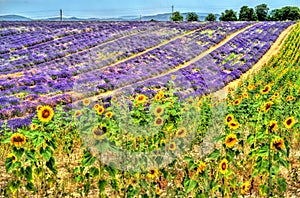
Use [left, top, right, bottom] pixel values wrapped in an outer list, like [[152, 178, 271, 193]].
[[105, 112, 113, 118], [83, 98, 90, 106], [225, 114, 234, 124], [94, 104, 100, 110], [271, 137, 285, 150], [7, 153, 18, 163], [261, 85, 271, 94], [176, 127, 187, 138], [263, 101, 273, 113], [136, 94, 147, 104], [196, 161, 206, 174], [169, 142, 176, 150], [37, 105, 54, 123], [10, 133, 26, 147], [147, 168, 159, 179], [154, 117, 164, 127], [283, 117, 295, 129], [97, 106, 105, 115], [155, 186, 162, 195], [267, 120, 278, 133], [233, 99, 241, 106], [154, 106, 164, 116], [30, 123, 38, 130], [158, 90, 164, 98], [241, 181, 251, 195], [228, 121, 239, 130], [225, 134, 238, 148], [219, 158, 228, 174]]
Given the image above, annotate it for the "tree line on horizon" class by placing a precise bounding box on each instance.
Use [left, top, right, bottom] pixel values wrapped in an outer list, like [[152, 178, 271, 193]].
[[170, 4, 300, 22]]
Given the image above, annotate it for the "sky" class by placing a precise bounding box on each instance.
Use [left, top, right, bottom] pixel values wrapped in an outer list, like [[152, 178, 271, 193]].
[[0, 0, 299, 19]]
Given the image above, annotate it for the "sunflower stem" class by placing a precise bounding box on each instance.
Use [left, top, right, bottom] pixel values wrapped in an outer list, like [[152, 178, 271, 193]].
[[267, 125, 272, 197]]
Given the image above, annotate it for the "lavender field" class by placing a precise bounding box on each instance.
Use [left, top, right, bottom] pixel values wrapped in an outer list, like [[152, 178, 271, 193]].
[[0, 21, 294, 129]]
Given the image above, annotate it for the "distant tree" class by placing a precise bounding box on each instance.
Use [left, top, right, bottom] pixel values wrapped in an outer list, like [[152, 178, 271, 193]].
[[205, 13, 217, 21], [170, 11, 184, 21], [269, 6, 300, 21], [186, 12, 199, 21], [239, 6, 258, 21], [150, 19, 157, 22], [219, 9, 238, 21], [255, 4, 269, 21]]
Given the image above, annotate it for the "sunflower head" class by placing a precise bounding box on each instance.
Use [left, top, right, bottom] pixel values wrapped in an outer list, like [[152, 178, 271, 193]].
[[30, 123, 38, 130], [171, 75, 176, 80], [219, 158, 228, 174], [196, 161, 206, 174], [225, 133, 238, 148], [267, 120, 278, 133], [247, 85, 255, 91], [10, 133, 26, 147], [111, 97, 117, 102], [105, 112, 113, 119], [136, 94, 147, 104], [37, 105, 54, 123], [242, 92, 249, 98], [284, 117, 295, 129], [255, 94, 260, 99], [97, 106, 105, 115], [83, 98, 90, 106], [158, 90, 164, 98], [286, 95, 295, 102], [92, 125, 107, 140], [274, 92, 279, 97], [7, 153, 18, 163], [154, 117, 164, 127], [155, 186, 162, 195], [225, 114, 234, 124], [154, 94, 162, 101], [176, 127, 187, 138], [264, 102, 273, 112], [271, 137, 285, 150], [228, 121, 239, 130], [233, 99, 241, 106], [169, 142, 176, 150], [147, 168, 159, 179], [154, 106, 164, 116], [261, 85, 271, 94], [94, 104, 100, 110], [74, 110, 82, 117], [241, 181, 251, 195]]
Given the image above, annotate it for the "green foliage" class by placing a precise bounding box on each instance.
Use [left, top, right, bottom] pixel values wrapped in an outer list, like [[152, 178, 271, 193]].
[[269, 6, 300, 21], [239, 6, 258, 21], [255, 3, 269, 21], [219, 9, 238, 21], [170, 11, 184, 21], [186, 12, 199, 22], [205, 13, 217, 21]]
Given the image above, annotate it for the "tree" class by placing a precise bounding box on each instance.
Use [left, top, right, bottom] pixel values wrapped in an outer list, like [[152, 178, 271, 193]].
[[269, 6, 300, 21], [205, 13, 216, 21], [219, 9, 238, 21], [186, 12, 199, 21], [239, 6, 258, 21], [255, 4, 269, 21], [170, 11, 183, 21]]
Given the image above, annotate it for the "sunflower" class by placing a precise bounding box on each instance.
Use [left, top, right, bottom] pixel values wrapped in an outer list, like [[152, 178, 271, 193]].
[[271, 137, 285, 150], [274, 92, 279, 97], [83, 98, 90, 106], [37, 105, 43, 111], [196, 161, 206, 174], [37, 105, 54, 123], [160, 139, 166, 147], [225, 114, 234, 124], [92, 125, 107, 140], [255, 94, 260, 99], [286, 96, 295, 102], [147, 168, 159, 179], [30, 123, 38, 130], [233, 99, 241, 106], [284, 117, 295, 129], [155, 186, 162, 195], [10, 133, 26, 147], [7, 153, 18, 163], [219, 158, 228, 174], [74, 110, 82, 117], [241, 181, 251, 195], [242, 92, 249, 99], [247, 85, 255, 91], [169, 142, 176, 150], [261, 85, 271, 94], [158, 90, 164, 98], [154, 117, 164, 127], [154, 106, 164, 116], [225, 134, 238, 148], [228, 121, 239, 130], [136, 94, 147, 104], [97, 106, 105, 115], [176, 127, 187, 138], [111, 97, 117, 102], [94, 104, 100, 110], [154, 94, 162, 101], [197, 101, 203, 107], [105, 112, 113, 119], [171, 75, 176, 80], [263, 102, 273, 113], [267, 120, 278, 133]]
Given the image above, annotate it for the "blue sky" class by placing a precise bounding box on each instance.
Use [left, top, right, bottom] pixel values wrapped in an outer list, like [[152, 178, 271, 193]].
[[0, 0, 299, 19]]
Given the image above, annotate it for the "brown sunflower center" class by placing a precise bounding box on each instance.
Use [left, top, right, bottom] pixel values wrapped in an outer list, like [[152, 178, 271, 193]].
[[263, 87, 269, 92], [170, 144, 175, 149], [150, 169, 155, 174], [227, 137, 235, 143], [13, 136, 24, 143], [42, 110, 50, 118], [178, 129, 185, 135], [265, 103, 271, 110], [156, 108, 162, 114], [274, 142, 282, 149], [155, 118, 163, 125], [286, 119, 292, 125], [12, 156, 16, 160], [221, 162, 227, 170], [227, 116, 233, 122]]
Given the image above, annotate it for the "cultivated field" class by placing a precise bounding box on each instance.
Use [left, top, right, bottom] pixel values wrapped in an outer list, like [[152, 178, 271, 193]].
[[0, 21, 299, 197]]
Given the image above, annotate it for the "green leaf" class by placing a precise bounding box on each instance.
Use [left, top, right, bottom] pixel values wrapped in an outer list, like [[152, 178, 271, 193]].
[[89, 167, 100, 178], [40, 146, 53, 161], [186, 179, 198, 194], [140, 179, 148, 190], [75, 175, 83, 183], [25, 181, 36, 193], [8, 180, 21, 194], [207, 149, 220, 159], [81, 150, 96, 167], [84, 182, 90, 196], [25, 149, 36, 162], [278, 178, 287, 192], [25, 166, 33, 181], [46, 156, 57, 174], [13, 147, 24, 160], [97, 180, 107, 193], [104, 165, 117, 177], [32, 135, 44, 148]]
